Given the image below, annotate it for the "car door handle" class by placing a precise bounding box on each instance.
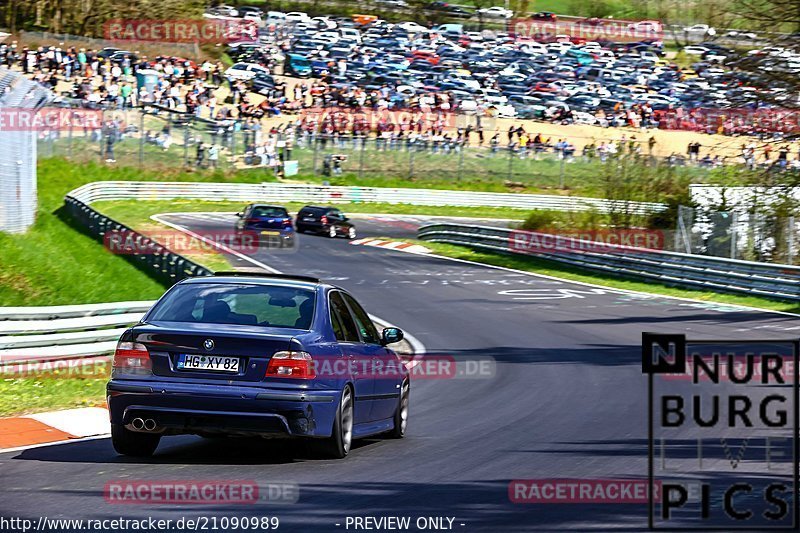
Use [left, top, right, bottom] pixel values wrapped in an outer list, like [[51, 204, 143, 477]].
[[347, 353, 358, 375]]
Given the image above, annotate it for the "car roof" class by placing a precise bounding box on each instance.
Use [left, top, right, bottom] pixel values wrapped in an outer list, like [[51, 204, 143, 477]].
[[248, 203, 288, 209], [299, 205, 338, 211], [181, 273, 324, 290]]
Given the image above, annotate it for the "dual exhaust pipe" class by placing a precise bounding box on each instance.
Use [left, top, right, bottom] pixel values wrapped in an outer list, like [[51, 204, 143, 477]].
[[131, 417, 157, 432]]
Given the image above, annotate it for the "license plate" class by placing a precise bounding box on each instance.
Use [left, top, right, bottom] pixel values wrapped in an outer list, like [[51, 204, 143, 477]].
[[177, 354, 240, 373], [261, 230, 279, 235], [303, 217, 315, 221]]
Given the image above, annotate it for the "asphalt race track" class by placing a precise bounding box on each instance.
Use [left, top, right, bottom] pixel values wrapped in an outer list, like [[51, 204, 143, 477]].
[[2, 213, 799, 532]]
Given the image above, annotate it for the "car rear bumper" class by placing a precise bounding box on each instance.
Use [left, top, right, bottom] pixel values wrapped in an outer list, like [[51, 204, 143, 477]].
[[107, 380, 339, 438], [296, 222, 324, 232]]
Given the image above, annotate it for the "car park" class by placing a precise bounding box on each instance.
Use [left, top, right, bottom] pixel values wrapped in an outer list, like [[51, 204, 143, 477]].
[[108, 272, 408, 458], [218, 9, 758, 130]]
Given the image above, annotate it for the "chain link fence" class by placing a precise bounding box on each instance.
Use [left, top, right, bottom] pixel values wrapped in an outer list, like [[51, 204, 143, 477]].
[[676, 205, 800, 264], [38, 103, 700, 188]]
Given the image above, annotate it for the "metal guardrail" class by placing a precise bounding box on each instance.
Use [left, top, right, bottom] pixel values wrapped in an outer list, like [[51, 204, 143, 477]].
[[64, 194, 213, 283], [418, 223, 800, 301], [67, 181, 667, 215], [0, 302, 406, 366], [0, 301, 153, 366], [2, 192, 216, 366]]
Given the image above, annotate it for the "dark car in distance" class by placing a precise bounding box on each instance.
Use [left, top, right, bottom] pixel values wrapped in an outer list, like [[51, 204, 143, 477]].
[[296, 206, 357, 239], [235, 204, 296, 248], [107, 272, 409, 459]]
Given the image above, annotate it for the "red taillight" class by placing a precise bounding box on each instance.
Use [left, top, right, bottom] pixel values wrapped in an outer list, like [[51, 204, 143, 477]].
[[282, 219, 292, 226], [112, 341, 152, 376], [246, 218, 259, 223], [320, 215, 328, 224], [266, 351, 315, 379]]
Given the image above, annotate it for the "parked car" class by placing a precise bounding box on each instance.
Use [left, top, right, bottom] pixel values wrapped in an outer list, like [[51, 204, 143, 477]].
[[107, 272, 409, 458], [477, 6, 513, 19], [284, 54, 313, 77], [225, 62, 270, 81], [683, 24, 716, 37], [530, 11, 557, 21], [296, 206, 356, 239]]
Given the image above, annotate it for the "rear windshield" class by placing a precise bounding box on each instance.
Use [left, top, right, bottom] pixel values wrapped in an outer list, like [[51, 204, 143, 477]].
[[252, 206, 289, 217], [148, 283, 315, 329], [299, 207, 325, 216]]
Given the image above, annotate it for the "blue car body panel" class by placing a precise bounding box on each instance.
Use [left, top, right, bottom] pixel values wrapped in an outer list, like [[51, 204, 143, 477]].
[[107, 276, 407, 441]]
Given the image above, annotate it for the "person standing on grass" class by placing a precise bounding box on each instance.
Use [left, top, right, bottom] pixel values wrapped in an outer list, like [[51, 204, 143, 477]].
[[104, 125, 116, 163], [208, 144, 219, 168], [208, 95, 217, 120], [196, 141, 206, 168], [120, 82, 132, 110], [490, 132, 499, 154], [519, 132, 529, 159]]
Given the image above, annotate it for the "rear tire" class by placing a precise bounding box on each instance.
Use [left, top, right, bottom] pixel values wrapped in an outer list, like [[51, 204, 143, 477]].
[[315, 386, 353, 459], [111, 424, 160, 457], [328, 225, 337, 238], [388, 380, 409, 439]]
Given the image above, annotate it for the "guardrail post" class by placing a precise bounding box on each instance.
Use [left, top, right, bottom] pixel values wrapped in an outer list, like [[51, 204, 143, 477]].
[[789, 216, 795, 265]]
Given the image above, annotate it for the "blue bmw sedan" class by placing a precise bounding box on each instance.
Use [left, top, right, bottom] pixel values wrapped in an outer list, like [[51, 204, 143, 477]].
[[107, 272, 409, 458], [235, 204, 296, 248]]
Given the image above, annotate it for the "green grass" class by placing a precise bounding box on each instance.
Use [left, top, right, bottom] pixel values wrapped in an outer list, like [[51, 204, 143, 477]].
[[0, 158, 277, 306], [43, 133, 710, 200], [417, 241, 800, 314], [290, 146, 708, 199], [0, 367, 109, 417]]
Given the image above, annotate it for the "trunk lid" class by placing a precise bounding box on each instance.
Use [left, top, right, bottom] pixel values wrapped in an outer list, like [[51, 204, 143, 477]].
[[132, 322, 296, 382]]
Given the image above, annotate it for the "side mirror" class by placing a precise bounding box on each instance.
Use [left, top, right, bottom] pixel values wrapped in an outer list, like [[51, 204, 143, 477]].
[[381, 327, 403, 345], [341, 216, 349, 221], [236, 212, 243, 218]]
